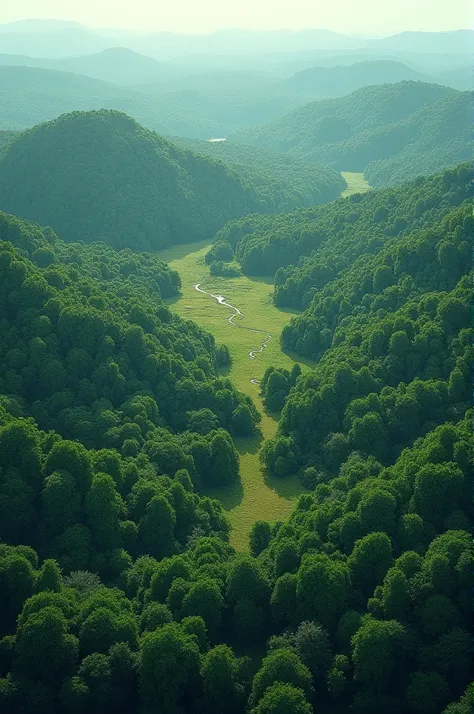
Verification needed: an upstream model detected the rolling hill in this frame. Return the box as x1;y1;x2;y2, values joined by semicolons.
0;109;343;250
229;82;471;185
277;60;429;97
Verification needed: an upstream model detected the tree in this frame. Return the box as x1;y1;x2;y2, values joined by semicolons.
139;603;172;633
40;471;81;540
79;607;138;656
293;621;332;682
186;409;219;435
35;559;62;593
138;496;176;560
251;649;313;704
14;606;78;685
86;473;124;551
405;671;450;714
226;555;269;606
250;682;313;714
250;521;271;557
231;597;265;644
181;579;223;638
270;573;298;627
413;463;465;528
139;623;200;714
200;644;245;713
381;568;410;621
348;532;393;597
0;553;35;635
207;431;240;486
296;554;350;628
351;618;409;692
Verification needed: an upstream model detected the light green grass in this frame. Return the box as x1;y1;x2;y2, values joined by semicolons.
156;240;311;550
341;171;371;197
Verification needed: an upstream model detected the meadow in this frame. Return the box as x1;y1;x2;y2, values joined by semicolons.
341;171;371;196
156;239;309;549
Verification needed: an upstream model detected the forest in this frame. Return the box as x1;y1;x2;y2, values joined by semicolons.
0;20;472;714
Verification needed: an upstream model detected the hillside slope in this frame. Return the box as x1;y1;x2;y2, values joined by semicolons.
0;66;219;136
229;82;454;152
229;82;470;185
0;110;265;250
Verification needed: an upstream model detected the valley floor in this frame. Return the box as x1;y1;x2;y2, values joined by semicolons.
156;240;309;550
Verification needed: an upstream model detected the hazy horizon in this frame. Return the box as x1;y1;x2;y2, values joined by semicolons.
0;0;471;35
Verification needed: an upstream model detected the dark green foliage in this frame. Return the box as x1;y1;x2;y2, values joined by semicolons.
216;162;471;289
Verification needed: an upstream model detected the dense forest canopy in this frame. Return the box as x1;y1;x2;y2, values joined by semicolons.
0;109;340;252
229;82;471;186
0;155;472;714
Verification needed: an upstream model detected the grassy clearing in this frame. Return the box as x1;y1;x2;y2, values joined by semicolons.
341;171;371;197
156;240;310;550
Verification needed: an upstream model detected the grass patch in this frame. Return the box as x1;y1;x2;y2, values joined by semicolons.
156;240;308;550
341;171;371;197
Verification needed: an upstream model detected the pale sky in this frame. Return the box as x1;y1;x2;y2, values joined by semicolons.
0;0;471;35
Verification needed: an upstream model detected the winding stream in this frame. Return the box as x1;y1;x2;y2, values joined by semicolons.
194;283;272;382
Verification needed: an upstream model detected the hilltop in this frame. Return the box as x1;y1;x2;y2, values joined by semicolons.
0;110;343;250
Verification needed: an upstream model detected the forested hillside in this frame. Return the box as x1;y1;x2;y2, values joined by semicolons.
0;110;340;251
229;83;470;185
213;163;469;283
258;162;471;466
171;137;345;211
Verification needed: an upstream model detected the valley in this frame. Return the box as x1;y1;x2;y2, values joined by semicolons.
156;239;309;549
156;171;370;548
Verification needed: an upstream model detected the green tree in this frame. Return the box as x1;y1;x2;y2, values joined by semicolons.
348;532;394;597
250;682;313;714
14;606;78;685
252;649;313;703
139;623;200;714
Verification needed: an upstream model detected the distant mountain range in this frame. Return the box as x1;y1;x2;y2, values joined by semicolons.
0;21;472;60
0;50;469;140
